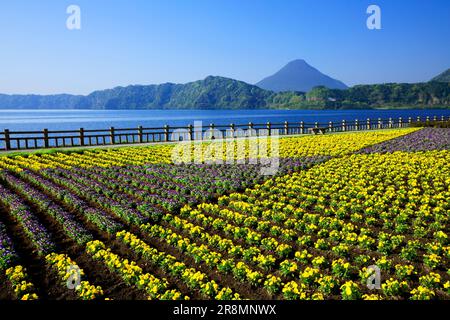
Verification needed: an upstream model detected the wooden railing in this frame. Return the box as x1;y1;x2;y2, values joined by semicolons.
1;115;449;151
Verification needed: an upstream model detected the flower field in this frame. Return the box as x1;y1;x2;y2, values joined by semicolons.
359;128;450;153
0;127;448;300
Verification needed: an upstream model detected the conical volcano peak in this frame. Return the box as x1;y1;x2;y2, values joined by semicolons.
256;59;348;92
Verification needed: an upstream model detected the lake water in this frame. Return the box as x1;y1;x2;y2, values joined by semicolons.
1;109;450;132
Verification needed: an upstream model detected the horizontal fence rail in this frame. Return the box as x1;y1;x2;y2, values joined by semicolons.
0;115;449;151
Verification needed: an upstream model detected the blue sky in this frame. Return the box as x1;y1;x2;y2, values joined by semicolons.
0;0;449;95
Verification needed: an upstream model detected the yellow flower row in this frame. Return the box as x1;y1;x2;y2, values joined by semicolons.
0;128;416;172
116;230;239;300
141;223;273;297
5;265;38;300
45;252;104;300
85;240;187;300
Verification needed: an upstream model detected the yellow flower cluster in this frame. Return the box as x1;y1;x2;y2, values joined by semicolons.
141;223;276;294
279;128;419;157
410;286;435;300
85;240;187;300
282;281;307;300
300;267;320;285
5;265;38;300
180;204;294;271
340;281;361;300
45;253;103;300
381;278;409;297
362;294;383;300
173;128;417;162
116;230;238;300
263;275;283;294
0;144;173;172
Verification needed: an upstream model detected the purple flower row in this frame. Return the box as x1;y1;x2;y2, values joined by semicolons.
51;168;153;223
92;156;327;204
36;169;147;226
37;157;328;225
0;221;18;270
1;172;92;246
359;128;450;153
19;170;123;235
0;181;55;256
61;166;198;211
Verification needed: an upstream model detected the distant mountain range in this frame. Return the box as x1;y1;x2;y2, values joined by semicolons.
431;68;450;82
256;59;348;92
0;60;449;110
0;76;280;110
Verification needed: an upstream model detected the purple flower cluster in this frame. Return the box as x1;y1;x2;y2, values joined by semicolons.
0;221;18;270
0;182;55;256
1;172;92;246
359;128;450;153
37;169;147;226
36;156;328;224
20;170;123;235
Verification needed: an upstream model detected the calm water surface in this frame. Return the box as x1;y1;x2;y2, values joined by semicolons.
1;109;449;131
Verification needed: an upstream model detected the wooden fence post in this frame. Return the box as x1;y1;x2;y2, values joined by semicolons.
4;129;11;151
43;129;49;148
138;126;143;143
229;123;236;138
80;128;85;146
284;121;289;135
110;127;115;144
300;121;304;134
164;125;169;142
248;122;254;136
266;122;271;136
209;123;215;139
188;124;193;141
